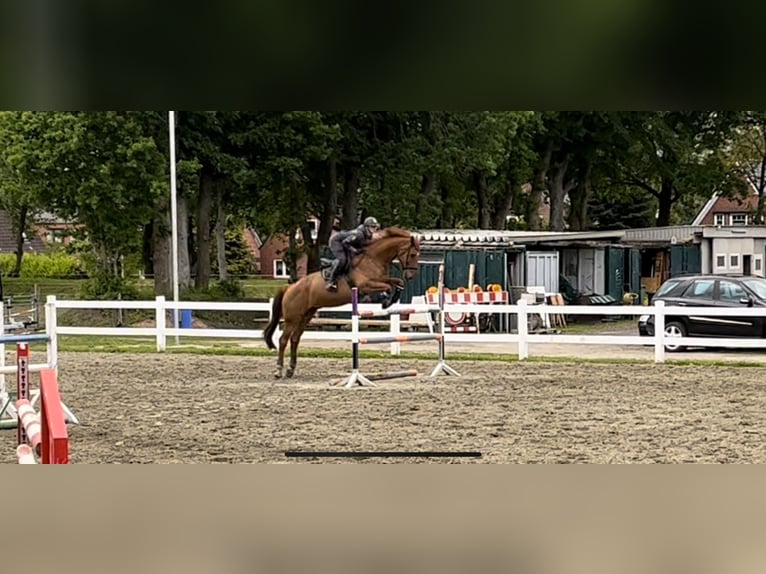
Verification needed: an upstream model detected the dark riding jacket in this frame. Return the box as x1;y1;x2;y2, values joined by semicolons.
332;224;373;252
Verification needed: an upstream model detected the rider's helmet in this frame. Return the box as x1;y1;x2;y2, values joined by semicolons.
363;216;380;236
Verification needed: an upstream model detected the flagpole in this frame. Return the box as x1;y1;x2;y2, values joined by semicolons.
169;111;180;345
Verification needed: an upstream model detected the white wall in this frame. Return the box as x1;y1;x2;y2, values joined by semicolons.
710;237;763;276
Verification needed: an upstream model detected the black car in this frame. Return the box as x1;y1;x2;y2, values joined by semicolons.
637;274;766;351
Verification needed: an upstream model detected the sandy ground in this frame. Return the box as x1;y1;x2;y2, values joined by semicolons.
4;351;766;464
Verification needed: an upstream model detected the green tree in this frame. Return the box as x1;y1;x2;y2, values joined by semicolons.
0;111;49;275
3;112;166;292
724;111;766;223
613;112;742;227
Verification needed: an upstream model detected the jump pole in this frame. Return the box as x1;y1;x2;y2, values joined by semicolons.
430;263;460;377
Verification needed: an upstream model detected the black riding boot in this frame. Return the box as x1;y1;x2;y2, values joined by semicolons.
326;260;340;291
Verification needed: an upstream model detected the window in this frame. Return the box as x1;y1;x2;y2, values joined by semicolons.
295;220;318;241
756;258;763;272
273;259;289;278
714;213;726;226
730;254;740;268
718;280;747;302
655;279;683;298
731;213;748;226
684;279;715;299
715;254;726;269
742;277;766;298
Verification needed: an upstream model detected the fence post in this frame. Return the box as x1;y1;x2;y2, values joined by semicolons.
156;296;166;352
517;299;529;360
653;300;665;364
45;295;58;372
390;312;401;356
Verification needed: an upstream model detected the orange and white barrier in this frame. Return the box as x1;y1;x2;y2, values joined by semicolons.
16;444;36;464
426;290;509;332
16;399;41;455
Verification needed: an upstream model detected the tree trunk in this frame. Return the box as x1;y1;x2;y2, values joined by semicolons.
567;161;592;231
141;223;153;278
437;184;454;227
527;141;553;230
152;197;172;298
215;187;228;281
656;176;674;227
195;171;214;289
416;173;437;227
12;204;28;276
177;192;191;289
491;181;519;230
302;160;338;275
548;153;571;231
474;171;491;229
340;164;360;228
758;192;766;225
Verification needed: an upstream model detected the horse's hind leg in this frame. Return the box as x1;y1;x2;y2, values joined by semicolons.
274;324;291;379
286;333;300;378
285;314;312;378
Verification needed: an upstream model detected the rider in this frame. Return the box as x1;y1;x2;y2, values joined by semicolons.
326;216;381;291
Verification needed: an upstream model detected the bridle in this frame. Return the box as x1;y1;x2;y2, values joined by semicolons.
397;239;419;279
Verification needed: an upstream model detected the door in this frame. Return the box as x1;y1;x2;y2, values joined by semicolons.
744;254;752;276
605;247;624;300
715;278;759;337
675;277;717;336
526;252;559;293
630;249;641;296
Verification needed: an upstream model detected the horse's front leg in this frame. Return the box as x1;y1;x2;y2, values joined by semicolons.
358;278;404;309
387;277;405;289
381;276;405;307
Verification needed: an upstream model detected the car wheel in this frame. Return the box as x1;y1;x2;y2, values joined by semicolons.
664;321;686;352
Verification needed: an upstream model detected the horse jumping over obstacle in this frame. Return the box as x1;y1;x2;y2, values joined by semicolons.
263;227;422;379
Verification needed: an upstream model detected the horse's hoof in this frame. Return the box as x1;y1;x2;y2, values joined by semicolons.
286;369;295;379
274;370;283;379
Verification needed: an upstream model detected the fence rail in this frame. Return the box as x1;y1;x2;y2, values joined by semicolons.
39;295;766;363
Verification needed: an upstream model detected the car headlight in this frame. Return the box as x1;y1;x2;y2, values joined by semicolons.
639;315;650;322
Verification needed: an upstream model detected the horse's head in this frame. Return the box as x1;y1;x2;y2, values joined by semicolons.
397;235;421;280
365;227;421;280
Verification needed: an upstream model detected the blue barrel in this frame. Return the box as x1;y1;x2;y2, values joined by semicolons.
180;309;193;328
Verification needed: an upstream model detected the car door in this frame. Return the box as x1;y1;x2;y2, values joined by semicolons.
715;279;758;338
677;278;717;336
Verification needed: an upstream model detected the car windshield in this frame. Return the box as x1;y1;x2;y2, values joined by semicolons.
741;277;766;299
655;279;683;298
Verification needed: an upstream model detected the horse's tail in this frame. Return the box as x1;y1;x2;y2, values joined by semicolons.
263;286;287;350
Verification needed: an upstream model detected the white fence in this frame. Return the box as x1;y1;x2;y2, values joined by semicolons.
42;295;766;363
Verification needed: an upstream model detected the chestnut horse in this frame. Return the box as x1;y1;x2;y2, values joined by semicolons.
263;227;422;378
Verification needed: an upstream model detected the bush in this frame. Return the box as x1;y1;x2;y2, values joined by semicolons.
184;278;246;301
78;273;141;300
0;252;85;278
